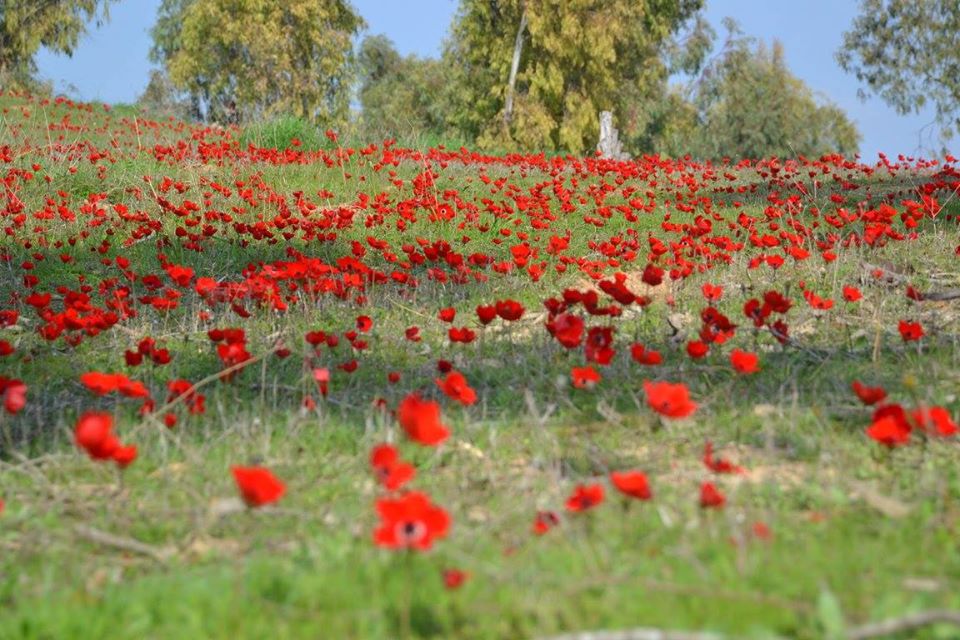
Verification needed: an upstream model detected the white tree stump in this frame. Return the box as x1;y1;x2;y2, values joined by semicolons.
597;110;630;160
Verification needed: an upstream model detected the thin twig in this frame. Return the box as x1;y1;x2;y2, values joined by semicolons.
847;610;960;640
74;524;175;562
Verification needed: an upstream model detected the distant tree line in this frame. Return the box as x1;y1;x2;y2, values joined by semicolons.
3;0;956;158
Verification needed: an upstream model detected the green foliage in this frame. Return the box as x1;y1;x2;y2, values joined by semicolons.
156;0;364;125
356;35;451;140
663;20;861;159
443;0;705;154
239;115;325;150
136;69;194;121
0;0;114;85
838;0;960;141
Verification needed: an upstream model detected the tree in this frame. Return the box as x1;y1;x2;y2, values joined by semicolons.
0;0;114;85
357;35;450;140
837;0;960;140
157;0;364;125
136;70;193;121
443;0;706;154
668;20;860;159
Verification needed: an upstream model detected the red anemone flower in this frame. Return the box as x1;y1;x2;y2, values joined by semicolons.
699;482;726;508
436;371;477;405
643;380;697;419
373;491;450;551
570;366;601;389
232;466;286;507
610;471;652;500
369;443;416;491
565;483;604;512
397;393;450;446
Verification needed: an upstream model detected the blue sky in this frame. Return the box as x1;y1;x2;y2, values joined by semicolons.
35;0;954;160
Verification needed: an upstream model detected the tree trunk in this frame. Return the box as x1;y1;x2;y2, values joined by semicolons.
503;8;528;129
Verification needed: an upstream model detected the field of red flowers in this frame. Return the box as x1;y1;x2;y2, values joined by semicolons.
2;92;960;639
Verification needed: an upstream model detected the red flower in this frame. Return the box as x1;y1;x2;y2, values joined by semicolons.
641;263;664;286
533;510;560;535
730;349;759;374
75;412;117;458
570;365;601;389
397;393;450;446
643;380;697;419
356;315;373;332
701;283;723;301
232;466;286;507
438;307;456;323
373;491;450;551
495;299;524;321
910;406;958;437
475;304;497;325
898;320;924;341
112;444;138;469
866;415;911;447
584;326;615;365
851;380;887;405
630;343;662;365
565;483;604;512
436;370;477;405
0;378;26;414
702;441;745;474
699;482;726;508
842;285;862;302
547;313;584;349
442;568;469;590
686;340;709;359
610;471;652;500
405;326;422;342
448;326;476;343
369;443;415;491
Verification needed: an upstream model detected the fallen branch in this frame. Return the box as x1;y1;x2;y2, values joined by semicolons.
847;610;960;639
74;524;175;562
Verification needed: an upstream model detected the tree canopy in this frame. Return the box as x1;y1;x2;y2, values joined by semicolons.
837;0;960;141
0;0;114;85
673;20;860;159
442;0;707;154
155;0;364;125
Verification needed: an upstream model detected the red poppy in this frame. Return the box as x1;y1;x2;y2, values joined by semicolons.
851;380;887;405
701;283;723;301
373;491;450;551
547;313;584;349
495;299;524;321
703;441;745;474
570;366;601;389
438;307;456;323
643;380;697;419
699;482;726;508
356;315;373;332
405;326;422;342
436;371;477;405
448;326;477;343
630;343;662;366
686;340;709;359
397;393;450;446
910;406;958;437
442;568;469;590
898;320;924;341
866;415;911;447
533;510;560;535
232;466;286;507
842;286;862;302
610;471;652;500
369;443;415;491
565;483;604;512
730;349;759;374
475;304;497;325
1;378;26;414
584;326;615;365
